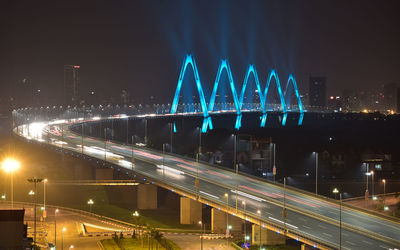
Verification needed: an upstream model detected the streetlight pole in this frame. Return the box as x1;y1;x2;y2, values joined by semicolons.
257;210;261;249
315;152;318;195
54;209;59;248
382;179;386;207
198;127;202;154
81;122;84;154
126;117;129;145
144;119;148;145
198;221;203;250
339;193;342;250
283;177;287;233
242;201;246;244
104;128;107;162
28;177;43;246
224;193;229;246
162;143;166;179
273;143;276;183
170;122;173;153
131;135;135;171
43;179;47;210
61;227;66;250
365;163;369;200
371;171;374;199
88;199;94;213
233;134;238;213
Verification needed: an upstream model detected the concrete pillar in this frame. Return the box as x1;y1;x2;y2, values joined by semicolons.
211;208;243;234
251;224;286;246
96;168;114;180
137;184;158;209
180;197;202;225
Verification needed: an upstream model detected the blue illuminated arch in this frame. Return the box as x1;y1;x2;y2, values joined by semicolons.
208;60;241;129
170;54;211;132
263;69;287;126
239;65;267;127
284;74;304;125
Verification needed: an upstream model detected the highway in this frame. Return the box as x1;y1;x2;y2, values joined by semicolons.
16;120;400;249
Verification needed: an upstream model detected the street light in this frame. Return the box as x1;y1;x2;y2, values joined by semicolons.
257;209;262;249
198;127;202;154
2;158;20;208
313;152;318;195
224;193;229;246
371;171;375;199
61;227;66;250
55;209;59;248
333;187;339;200
162;143;166;179
198;221;203;250
28;177;43;246
87;199;94;213
242;201;246;243
272;143;276;183
43;179;48;211
382;179;386;208
1;194;5;200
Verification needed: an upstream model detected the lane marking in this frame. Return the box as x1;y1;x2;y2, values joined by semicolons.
303;225;312;229
345;241;356;246
318;225;327;229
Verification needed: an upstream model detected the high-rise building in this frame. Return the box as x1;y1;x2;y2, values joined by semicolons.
342;89;361;112
120;89;130;105
64;65;80;106
309;76;326;107
383;83;397;111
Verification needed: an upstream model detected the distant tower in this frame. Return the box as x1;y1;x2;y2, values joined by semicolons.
64;65;80;106
309;76;327;108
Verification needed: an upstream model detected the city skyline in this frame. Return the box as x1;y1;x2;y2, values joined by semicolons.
1;0;400;106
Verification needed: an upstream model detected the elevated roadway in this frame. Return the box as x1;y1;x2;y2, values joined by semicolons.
15;119;400;250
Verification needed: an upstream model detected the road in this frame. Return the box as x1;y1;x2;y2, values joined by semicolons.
16;120;400;249
1;203;231;250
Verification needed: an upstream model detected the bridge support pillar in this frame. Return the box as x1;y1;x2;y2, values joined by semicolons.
251;225;286;246
180;197;202;225
211;208;243;234
137;184;158;210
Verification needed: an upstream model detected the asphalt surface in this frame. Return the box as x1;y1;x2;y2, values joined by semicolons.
16;121;400;249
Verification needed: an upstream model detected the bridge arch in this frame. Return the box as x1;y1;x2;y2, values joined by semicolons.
284;74;304;125
239;65;267;127
170;54;211;132
208;60;241;129
263;69;287;126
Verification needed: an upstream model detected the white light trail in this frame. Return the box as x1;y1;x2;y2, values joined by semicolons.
268;216;298;229
157;165;184;175
118;160;133;168
230;190;266;202
199;191;220;199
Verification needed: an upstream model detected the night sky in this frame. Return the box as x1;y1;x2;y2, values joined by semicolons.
1;0;400;104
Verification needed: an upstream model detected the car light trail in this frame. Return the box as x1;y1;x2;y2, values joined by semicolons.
118;160;133;168
157;165;184;175
268;217;298;229
230;190;266;202
199;191;219;199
